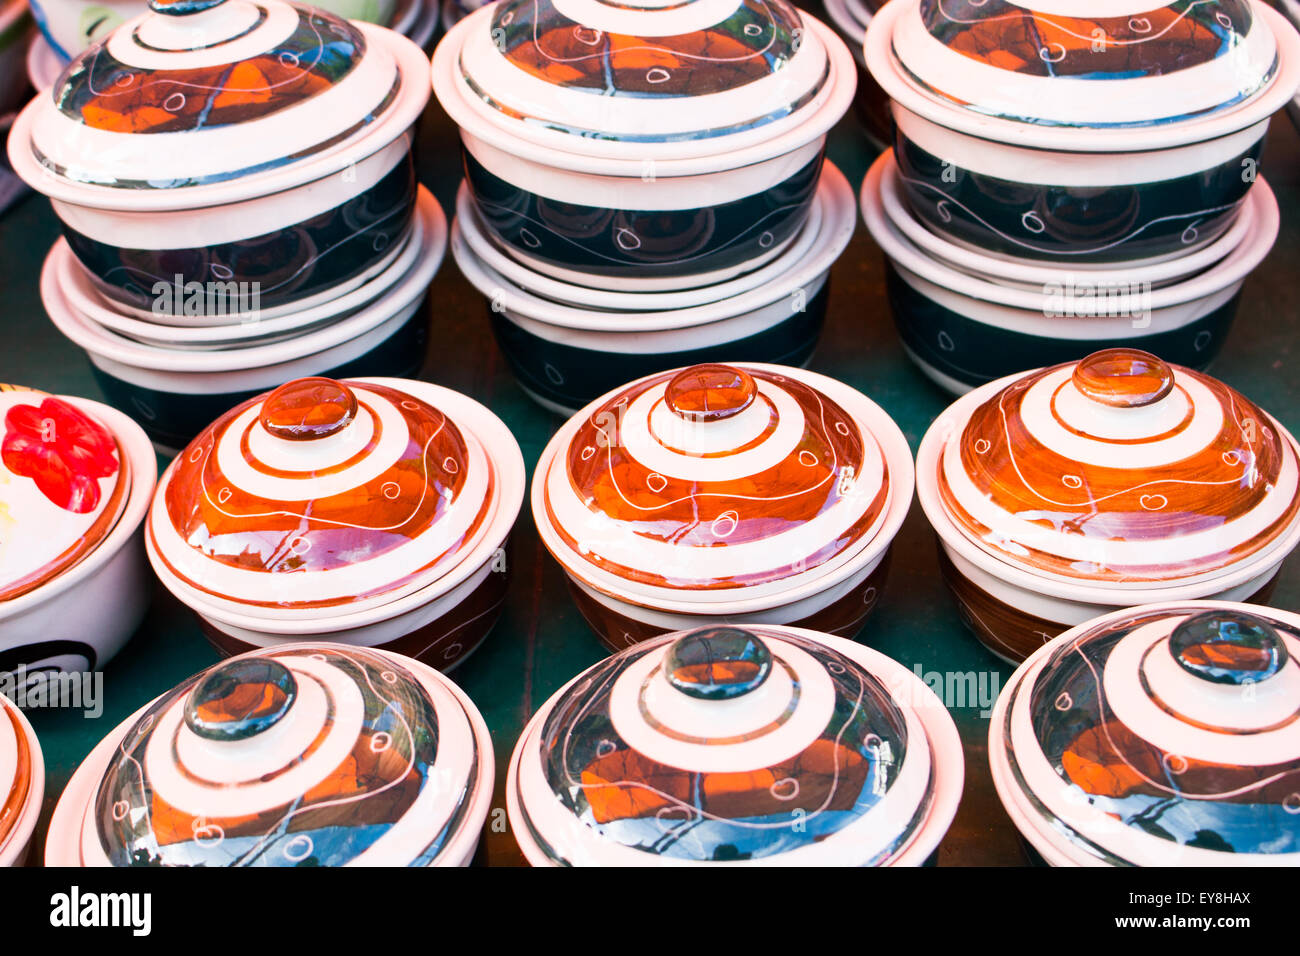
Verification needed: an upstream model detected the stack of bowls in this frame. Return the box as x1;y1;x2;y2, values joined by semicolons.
862;0;1300;394
820;0;890;146
432;0;858;414
9;0;442;451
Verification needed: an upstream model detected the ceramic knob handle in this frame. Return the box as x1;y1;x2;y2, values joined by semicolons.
665;627;773;700
1072;349;1175;408
260;377;358;442
149;0;227;14
665;364;757;423
1169;610;1289;685
184;658;298;741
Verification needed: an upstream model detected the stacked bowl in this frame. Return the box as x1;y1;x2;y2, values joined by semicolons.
432;0;859;414
9;0;444;451
862;0;1300;394
820;0;890;146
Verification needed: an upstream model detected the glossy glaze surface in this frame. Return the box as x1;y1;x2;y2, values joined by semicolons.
0;702;33;854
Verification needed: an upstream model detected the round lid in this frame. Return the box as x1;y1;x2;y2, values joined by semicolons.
437;0;849;163
0;385;130;602
510;624;961;865
14;0;425;204
887;0;1279;129
931;349;1300;588
995;603;1300;865
535;363;912;607
148;377;504;619
82;644;489;866
0;696;39;860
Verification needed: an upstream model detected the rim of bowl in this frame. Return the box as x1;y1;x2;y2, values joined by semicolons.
41;186;446;372
24;32;60;91
529;362;915;616
915;373;1300;602
864;1;1300;154
431;11;857;177
0;696;44;868
454;180;828;312
860;151;1280;314
453;159;856;333
8;24;431;212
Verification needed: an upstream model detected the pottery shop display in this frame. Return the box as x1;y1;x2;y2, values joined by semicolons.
8;0;431;317
917;348;1300;664
532;361;913;652
860;151;1280;394
432;0;856;289
865;0;1300;264
990;601;1300;865
508;623;964;865
46;643;493;865
0;384;156;674
0;692;43;867
146;375;525;672
453;160;857;415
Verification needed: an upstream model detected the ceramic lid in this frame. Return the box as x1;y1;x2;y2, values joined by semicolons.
148;376;504;620
994;603;1300;865
0;385;130;602
0;696;40;861
14;0;428;203
932;349;1300;588
509;624;962;865
81;644;488;866
535;363;912;607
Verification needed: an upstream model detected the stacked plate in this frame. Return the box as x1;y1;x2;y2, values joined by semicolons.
863;0;1300;394
432;0;858;414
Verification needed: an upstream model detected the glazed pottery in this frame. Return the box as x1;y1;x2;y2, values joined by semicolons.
990;601;1300;865
0;693;44;867
455;160;857;415
8;0;431;317
822;0;890;146
865;0;1300;263
860;152;1280;394
916;349;1300;663
146;374;525;671
532;361;914;652
40;186;446;452
0;385;156;673
432;0;856;288
46;643;493;865
508;623;963;865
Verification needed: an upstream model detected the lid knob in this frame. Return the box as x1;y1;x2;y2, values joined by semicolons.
665;364;757;423
148;0;227;13
184;658;298;741
665;627;773;701
1072;349;1175;409
259;378;358;442
1169;611;1289;686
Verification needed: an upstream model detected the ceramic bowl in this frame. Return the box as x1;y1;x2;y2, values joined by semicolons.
46;643;493;866
532;361;914;653
145;374;525;672
916;348;1300;664
865;0;1300;264
40;186;446;452
990;602;1300;865
822;0;890;147
8;0;431;318
860;151;1280;395
0;694;43;867
455;160;856;416
508;623;963;865
432;0;856;290
0;385;156;674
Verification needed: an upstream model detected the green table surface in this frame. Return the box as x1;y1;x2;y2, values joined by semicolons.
3;91;1299;868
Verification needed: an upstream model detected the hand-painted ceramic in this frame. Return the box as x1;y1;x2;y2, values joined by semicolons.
40;186;446;452
860;151;1279;395
532;361;914;652
508;623;963;865
916;350;1300;662
990;601;1300;865
0;386;156;675
45;643;493;866
455;159;857;416
8;0;431;316
145;373;524;671
0;694;44;867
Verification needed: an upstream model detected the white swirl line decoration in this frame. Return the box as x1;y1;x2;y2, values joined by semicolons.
934;0;1232;50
